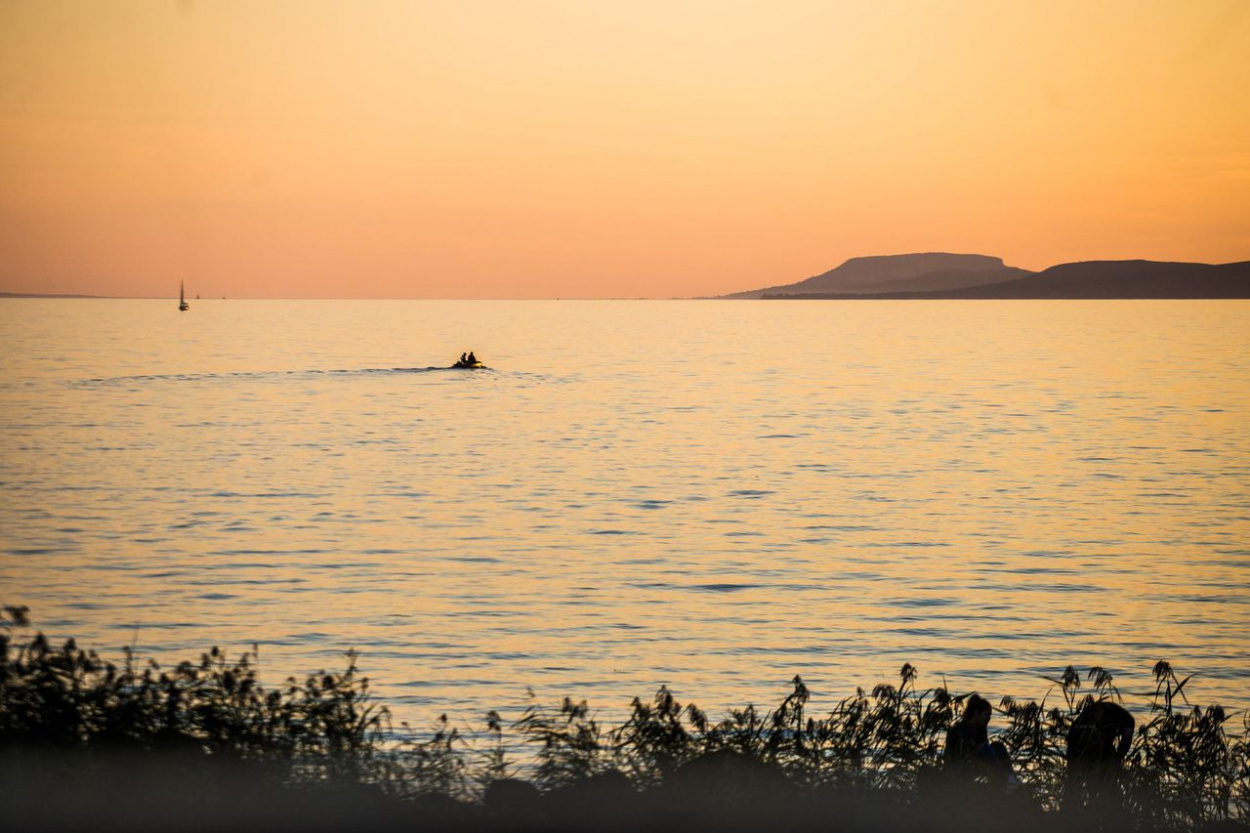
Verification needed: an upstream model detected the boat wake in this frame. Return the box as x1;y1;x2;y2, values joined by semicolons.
77;366;490;386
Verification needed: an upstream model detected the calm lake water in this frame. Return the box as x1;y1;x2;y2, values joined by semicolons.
2;299;1248;726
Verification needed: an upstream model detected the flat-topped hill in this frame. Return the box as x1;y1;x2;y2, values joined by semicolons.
725;253;1033;298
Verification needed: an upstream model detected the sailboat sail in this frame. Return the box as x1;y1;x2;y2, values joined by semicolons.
179;281;189;311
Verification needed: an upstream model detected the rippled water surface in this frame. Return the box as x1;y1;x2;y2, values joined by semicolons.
2;299;1247;721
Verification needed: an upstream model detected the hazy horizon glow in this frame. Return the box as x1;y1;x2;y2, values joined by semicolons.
2;0;1248;299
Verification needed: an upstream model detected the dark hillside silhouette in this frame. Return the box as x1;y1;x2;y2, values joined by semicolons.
987;259;1250;298
724;253;1032;298
757;260;1250;299
859;265;1035;294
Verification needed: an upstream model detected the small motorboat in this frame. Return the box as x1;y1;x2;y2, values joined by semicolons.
451;355;487;369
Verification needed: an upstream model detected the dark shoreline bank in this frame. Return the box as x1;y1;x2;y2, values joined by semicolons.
2;609;1247;831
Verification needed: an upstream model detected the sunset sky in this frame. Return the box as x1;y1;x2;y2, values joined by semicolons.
1;0;1248;299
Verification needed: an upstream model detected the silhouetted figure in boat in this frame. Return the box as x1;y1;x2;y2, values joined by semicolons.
1064;700;1134;824
467;351;477;364
945;694;1015;785
460;352;468;364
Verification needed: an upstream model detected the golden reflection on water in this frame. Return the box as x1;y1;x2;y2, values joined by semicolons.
1;299;1247;723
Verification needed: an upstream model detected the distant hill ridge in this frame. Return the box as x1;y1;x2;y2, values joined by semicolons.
0;291;103;299
724;252;1034;298
725;254;1250;299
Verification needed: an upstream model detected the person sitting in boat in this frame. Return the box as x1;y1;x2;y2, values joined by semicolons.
467;351;478;364
460;353;468;364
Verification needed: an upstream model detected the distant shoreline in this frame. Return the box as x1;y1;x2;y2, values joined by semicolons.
5;294;1250;302
757;291;1250;300
0;291;109;299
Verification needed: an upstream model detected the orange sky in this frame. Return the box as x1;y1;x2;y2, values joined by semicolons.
1;0;1248;299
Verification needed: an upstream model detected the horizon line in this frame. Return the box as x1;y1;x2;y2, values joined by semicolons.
4;254;1248;302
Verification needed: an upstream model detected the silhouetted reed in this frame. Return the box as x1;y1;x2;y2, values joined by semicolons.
0;602;386;815
3;606;1246;831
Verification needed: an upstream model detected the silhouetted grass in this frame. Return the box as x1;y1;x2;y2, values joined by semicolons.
3;605;1246;832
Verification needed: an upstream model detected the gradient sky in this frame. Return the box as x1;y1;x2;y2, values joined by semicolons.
1;0;1248;299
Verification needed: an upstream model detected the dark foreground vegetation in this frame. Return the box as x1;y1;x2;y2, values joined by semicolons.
3;606;1247;833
